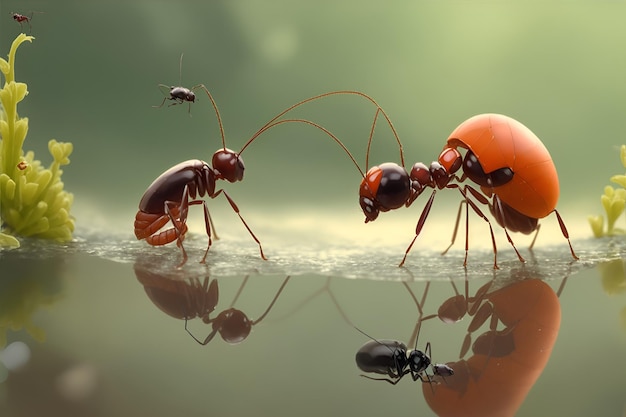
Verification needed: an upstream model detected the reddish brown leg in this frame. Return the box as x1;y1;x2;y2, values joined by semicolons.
551;209;579;260
490;195;525;263
399;189;438;267
213;189;267;260
455;185;500;269
164;185;191;267
187;200;215;264
441;199;466;256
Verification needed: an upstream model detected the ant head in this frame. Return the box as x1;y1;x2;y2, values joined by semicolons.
212;148;245;183
212;308;252;344
359;163;411;223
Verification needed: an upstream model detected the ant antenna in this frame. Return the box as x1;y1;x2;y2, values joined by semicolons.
197;85;227;150
237;91;405;173
252;275;291;324
250;118;365;178
178;53;185;86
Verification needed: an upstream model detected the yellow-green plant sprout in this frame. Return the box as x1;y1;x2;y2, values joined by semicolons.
0;34;74;248
588;145;626;237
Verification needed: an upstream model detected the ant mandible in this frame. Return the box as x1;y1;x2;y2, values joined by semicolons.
153;54;201;114
185;275;290;345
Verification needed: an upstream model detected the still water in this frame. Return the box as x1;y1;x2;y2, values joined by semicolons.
1;229;625;417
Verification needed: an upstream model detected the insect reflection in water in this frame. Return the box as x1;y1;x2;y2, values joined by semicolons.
424;276;563;417
355;281;453;387
134;265;290;345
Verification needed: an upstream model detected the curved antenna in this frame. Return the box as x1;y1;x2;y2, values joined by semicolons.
178;53;184;86
238;90;404;168
248;118;366;178
198;85;227;150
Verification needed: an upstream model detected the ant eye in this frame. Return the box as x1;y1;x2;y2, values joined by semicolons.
359;196;379;222
212;149;245;182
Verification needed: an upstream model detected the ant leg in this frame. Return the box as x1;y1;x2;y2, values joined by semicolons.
454;185;501;269
399;189;438;267
441;199;466;256
489;195;526;263
214;189;267;260
164;187;191;266
187;200;213;264
360;370;409;385
152;96;167;109
551;209;579;260
185;317;219;346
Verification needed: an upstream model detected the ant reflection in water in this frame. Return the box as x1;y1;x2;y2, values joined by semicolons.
185;275;290;345
134;263;290;345
355;281;453;386
423;268;567;417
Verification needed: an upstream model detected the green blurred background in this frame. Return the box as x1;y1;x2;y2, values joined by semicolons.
1;0;625;239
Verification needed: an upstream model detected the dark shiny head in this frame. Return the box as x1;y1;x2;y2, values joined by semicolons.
212;148;245;182
212;308;252;344
359;163;411;223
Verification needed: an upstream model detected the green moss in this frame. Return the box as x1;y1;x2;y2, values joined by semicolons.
0;34;74;248
589;145;626;237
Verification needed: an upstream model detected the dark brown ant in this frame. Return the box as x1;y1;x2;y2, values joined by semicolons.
135;82;265;267
185;275;290;345
153;54;201;114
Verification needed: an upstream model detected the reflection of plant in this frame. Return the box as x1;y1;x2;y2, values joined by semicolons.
0;34;74;248
589;145;626;237
596;259;626;333
0;274;61;348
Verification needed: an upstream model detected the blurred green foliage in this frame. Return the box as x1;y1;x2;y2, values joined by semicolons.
589;145;626;237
